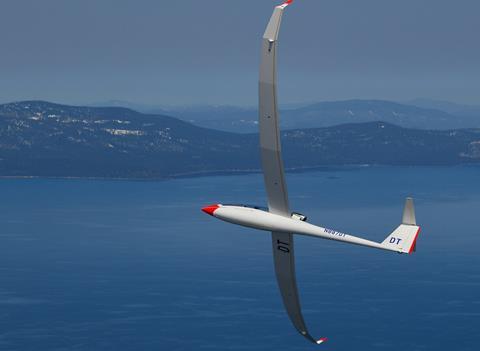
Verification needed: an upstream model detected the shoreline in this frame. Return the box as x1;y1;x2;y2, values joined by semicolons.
0;164;479;182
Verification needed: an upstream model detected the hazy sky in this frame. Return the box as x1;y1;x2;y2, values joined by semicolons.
1;0;479;106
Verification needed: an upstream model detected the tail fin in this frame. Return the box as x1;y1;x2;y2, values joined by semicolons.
382;198;421;254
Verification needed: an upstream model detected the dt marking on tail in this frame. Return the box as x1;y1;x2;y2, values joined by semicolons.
390;237;402;245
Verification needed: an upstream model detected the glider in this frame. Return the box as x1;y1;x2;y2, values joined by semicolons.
202;0;420;345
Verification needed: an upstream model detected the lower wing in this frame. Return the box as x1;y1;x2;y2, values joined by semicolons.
272;231;327;345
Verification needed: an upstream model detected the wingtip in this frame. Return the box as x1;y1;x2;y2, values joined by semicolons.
316;337;328;345
278;0;294;8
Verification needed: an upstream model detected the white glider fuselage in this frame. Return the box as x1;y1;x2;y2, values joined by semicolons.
203;204;418;254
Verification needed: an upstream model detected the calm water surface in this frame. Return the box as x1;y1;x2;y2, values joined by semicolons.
0;166;479;351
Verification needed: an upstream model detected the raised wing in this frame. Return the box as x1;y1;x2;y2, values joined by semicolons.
259;1;290;216
259;1;326;345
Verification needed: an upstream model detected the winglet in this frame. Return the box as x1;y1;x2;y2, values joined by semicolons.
316;337;328;345
278;0;294;8
264;0;293;41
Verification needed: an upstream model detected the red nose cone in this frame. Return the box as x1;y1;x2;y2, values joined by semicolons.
202;204;219;216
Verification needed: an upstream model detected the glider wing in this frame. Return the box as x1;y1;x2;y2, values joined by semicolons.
260;2;326;345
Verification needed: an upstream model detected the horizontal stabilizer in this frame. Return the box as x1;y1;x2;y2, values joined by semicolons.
402;197;416;225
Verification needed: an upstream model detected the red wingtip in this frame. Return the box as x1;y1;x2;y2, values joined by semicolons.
202;204;220;216
283;0;294;5
317;337;328;344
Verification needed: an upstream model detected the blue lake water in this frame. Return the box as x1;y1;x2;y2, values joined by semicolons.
1;166;479;351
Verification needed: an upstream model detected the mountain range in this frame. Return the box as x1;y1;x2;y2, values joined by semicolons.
1;100;480;179
141;100;480;133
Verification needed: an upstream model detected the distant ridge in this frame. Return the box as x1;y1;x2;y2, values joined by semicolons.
1;101;480;179
408;98;480;120
143;99;480;133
